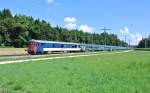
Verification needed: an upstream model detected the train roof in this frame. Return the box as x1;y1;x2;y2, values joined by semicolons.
30;39;80;45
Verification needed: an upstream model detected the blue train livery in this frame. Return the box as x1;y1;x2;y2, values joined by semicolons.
27;39;128;55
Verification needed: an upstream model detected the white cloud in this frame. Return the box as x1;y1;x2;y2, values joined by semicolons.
64;17;94;33
46;0;54;3
46;0;60;8
120;26;143;45
66;23;77;29
64;17;76;24
79;25;93;33
129;33;142;45
120;26;129;34
64;17;77;29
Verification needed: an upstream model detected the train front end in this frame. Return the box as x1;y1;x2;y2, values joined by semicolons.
27;41;37;55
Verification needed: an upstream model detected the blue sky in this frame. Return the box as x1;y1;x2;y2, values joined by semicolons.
0;0;150;45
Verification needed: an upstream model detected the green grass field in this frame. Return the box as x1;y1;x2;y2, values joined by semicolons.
0;51;150;93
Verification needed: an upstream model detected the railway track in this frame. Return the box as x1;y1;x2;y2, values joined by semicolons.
0;51;108;62
0;50;132;64
0;50;133;65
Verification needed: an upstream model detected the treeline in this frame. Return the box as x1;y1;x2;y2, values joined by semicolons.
138;36;150;48
0;9;127;48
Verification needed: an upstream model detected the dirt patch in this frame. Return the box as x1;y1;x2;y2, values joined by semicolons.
0;48;28;56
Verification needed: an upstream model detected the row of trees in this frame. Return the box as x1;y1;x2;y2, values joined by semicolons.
0;9;127;48
138;36;150;48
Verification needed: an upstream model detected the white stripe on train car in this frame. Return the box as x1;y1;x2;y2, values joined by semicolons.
43;48;81;51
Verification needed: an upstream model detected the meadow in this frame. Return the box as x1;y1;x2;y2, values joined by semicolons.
0;51;150;93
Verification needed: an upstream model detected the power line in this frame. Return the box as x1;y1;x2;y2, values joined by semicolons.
100;27;112;45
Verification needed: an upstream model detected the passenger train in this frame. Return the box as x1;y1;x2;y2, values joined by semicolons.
27;39;128;55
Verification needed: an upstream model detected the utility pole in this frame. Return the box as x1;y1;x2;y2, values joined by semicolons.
74;29;77;43
125;35;127;43
75;30;77;42
100;27;112;45
128;39;131;47
145;39;147;48
91;32;94;44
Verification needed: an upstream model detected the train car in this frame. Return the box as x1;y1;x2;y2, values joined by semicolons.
80;44;104;51
79;44;94;52
27;39;129;55
27;40;80;55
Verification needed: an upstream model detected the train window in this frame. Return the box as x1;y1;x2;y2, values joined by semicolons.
73;45;77;48
70;44;74;48
53;43;56;48
61;44;64;48
75;45;77;48
41;43;44;45
57;44;61;48
70;45;72;48
63;44;67;48
67;44;71;48
48;43;53;48
58;44;61;48
52;43;61;48
71;44;74;48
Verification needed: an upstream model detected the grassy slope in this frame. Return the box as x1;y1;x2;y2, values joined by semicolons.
0;51;150;93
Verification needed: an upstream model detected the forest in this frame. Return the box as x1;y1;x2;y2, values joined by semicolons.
138;36;150;48
0;9;128;48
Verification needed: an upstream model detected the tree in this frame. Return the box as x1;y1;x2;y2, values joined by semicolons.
0;8;128;48
1;8;13;19
0;24;11;46
138;38;150;48
10;23;27;47
0;34;3;46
